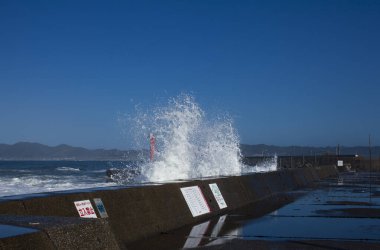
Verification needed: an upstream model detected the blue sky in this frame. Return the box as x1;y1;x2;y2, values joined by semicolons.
1;0;379;149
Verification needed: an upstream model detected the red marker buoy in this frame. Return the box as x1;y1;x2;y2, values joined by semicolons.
149;133;155;161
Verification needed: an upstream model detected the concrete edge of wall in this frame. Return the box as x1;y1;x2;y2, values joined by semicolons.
0;165;338;249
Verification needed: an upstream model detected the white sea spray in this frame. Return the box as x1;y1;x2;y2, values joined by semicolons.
126;94;243;182
242;155;278;173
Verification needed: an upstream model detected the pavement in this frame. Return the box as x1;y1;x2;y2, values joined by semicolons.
127;172;380;250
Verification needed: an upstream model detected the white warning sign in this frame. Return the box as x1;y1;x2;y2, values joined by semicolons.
209;183;227;209
74;200;97;218
180;186;210;217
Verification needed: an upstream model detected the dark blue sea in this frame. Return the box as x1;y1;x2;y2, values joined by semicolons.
0;161;133;197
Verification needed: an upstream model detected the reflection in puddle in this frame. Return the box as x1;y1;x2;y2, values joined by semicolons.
183;215;227;249
210;215;227;239
0;224;38;238
338;177;344;185
183;215;238;249
183;221;210;248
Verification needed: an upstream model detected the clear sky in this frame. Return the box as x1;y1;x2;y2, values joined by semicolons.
1;0;379;149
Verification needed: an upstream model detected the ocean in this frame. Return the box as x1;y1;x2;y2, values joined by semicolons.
0;95;278;198
0;158;277;198
0;161;130;198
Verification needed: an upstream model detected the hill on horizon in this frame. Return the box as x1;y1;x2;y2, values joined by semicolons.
0;142;378;160
0;142;145;161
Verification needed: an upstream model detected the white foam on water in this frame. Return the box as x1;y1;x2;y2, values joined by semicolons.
126;94;243;182
90;169;108;173
0;175;115;197
56;167;80;172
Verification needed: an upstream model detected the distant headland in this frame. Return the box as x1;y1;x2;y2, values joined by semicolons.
0;142;145;161
0;142;378;161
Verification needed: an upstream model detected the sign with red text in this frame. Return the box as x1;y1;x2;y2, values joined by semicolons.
74;200;97;218
180;186;210;217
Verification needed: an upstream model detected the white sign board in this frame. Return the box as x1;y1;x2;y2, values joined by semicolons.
74;200;97;218
180;186;210;217
209;183;227;209
337;160;344;167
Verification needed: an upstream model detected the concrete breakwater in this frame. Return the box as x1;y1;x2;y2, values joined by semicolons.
244;155;380;171
0;166;338;249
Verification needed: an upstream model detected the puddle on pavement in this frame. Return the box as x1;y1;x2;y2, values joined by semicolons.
0;224;39;238
127;172;380;249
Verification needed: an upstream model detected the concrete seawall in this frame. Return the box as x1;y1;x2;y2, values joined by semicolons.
0;165;338;249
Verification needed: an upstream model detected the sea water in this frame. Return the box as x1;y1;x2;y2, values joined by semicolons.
1;94;277;197
0;161;123;197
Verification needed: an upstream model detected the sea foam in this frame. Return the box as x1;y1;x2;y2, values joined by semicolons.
122;94;243;183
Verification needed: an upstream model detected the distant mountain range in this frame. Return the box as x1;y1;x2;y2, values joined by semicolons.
0;142;146;161
0;142;378;160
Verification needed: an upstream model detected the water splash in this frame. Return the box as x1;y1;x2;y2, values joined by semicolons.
242;155;278;173
122;94;242;182
117;94;277;184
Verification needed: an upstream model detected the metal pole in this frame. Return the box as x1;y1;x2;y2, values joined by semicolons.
302;153;305;166
291;147;294;168
336;144;340;167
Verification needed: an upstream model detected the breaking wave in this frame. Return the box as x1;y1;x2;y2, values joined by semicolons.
117;94;247;183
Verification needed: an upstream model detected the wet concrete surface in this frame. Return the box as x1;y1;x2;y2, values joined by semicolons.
127;172;380;249
0;224;38;238
0;215;120;249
